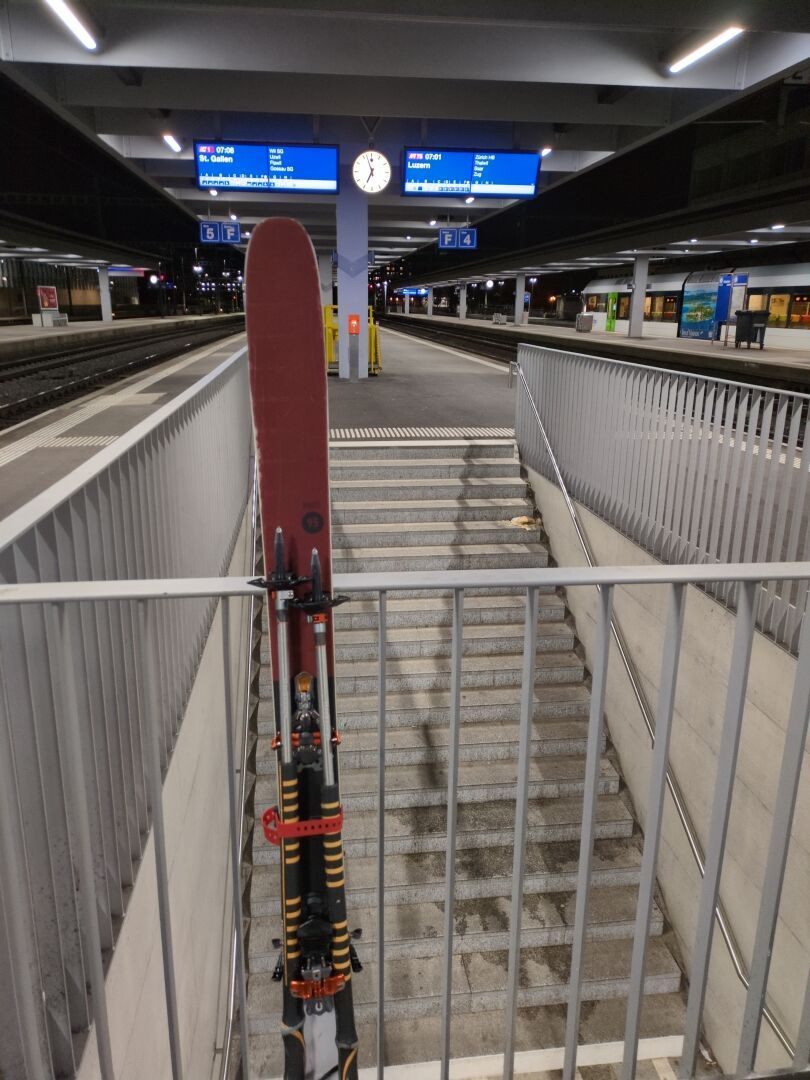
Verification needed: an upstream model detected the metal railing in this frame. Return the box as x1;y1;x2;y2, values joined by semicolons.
509;355;799;1065
514;343;810;653
1;562;809;1080
0;347;253;1079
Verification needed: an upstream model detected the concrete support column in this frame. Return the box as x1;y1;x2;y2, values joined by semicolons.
336;171;368;380
513;273;526;326
627;255;649;339
404;294;410;315
317;253;333;309
459;283;467;320
427;287;434;316
98;267;113;323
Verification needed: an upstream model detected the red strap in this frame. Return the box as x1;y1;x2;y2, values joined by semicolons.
262;805;344;846
290;974;346;999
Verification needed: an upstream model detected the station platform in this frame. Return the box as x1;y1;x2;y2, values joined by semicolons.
329;326;514;431
386;312;810;387
0;332;245;522
0;312;244;363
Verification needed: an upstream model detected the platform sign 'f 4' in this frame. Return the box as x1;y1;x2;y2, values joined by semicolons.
459;228;477;249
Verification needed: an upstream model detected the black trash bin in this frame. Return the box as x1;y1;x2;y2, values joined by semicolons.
735;309;768;349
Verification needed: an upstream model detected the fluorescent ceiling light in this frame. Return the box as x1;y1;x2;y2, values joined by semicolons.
162;134;182;153
465;196;475;205
771;223;786;230
42;0;98;50
209;189;218;197
668;26;744;74
540;147;553;158
230;213;238;221
750;238;759;244
429;219;437;226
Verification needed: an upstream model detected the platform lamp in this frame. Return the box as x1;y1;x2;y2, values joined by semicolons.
41;0;102;51
661;25;744;74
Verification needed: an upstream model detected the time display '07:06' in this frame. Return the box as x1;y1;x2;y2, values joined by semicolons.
402;148;540;198
194;142;339;193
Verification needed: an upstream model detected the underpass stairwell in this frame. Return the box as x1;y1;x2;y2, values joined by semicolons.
247;436;686;1075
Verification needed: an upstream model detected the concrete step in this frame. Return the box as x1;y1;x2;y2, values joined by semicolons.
332;592;567;630
256;717;602;774
254;754;619;813
330;457;523;481
333;542;548;573
331;477;528;502
332;519;541;549
251;833;642;909
329;439;518;461
247;936;682;1031
261;619;573;665
332;497;533;524
257;684;592;738
248;885;663;972
248;991;688;1075
332;621;574;663
329;651;585;695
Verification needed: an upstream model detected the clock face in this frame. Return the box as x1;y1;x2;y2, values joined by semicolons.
352;150;391;194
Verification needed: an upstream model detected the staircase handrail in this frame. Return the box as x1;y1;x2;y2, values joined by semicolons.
508;357;794;1059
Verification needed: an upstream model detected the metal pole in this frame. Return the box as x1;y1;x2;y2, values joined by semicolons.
139;599;184;1080
220;598;251;1079
562;585;613;1080
377;590;387;1080
0;652;53;1079
503;587;539;1080
680;580;758;1078
736;594;810;1073
52;602;116;1079
440;588;464;1080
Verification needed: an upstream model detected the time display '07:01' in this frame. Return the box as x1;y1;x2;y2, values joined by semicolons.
402;148;540;198
194;142;339;193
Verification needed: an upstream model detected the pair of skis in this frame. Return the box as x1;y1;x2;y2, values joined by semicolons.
246;219;360;1080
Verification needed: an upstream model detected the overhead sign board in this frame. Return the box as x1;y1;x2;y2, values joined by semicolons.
459;228;477;249
403;148;540;198
221;222;241;243
438;228;458;249
199;221;221;243
195;142;339;194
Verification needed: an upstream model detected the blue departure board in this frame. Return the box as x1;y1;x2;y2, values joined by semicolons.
402;148;540;197
195;142;339;193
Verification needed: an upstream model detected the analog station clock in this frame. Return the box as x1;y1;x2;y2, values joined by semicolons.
352;150;391;194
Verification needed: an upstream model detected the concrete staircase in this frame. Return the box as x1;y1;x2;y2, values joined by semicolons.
247;438;685;1077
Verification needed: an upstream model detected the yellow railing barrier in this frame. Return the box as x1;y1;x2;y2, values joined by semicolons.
323;305;382;375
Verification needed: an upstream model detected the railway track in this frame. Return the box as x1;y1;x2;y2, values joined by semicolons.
0;318;245;429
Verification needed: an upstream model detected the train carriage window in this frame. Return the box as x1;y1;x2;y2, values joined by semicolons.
768;293;789;327
617;295;630;319
747;291;767;311
790;295;810;328
662;295;678;321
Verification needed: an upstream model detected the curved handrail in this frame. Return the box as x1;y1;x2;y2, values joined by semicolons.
509;358;794;1059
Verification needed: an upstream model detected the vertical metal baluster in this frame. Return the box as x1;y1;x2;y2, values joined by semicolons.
679;580;758;1079
685;382;714;562
51;601;115;1080
503;587;539;1080
220;599;251;1080
138;599;184;1080
670;381;696;562
0;648;53;1079
622;584;686;1078
736;593;810;1073
562;585;612;1080
440;588;464;1080
715;389;751;604
794;968;810;1070
377;590;387;1080
777;411;810;645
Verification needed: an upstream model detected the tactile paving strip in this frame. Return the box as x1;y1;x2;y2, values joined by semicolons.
329;426;514;440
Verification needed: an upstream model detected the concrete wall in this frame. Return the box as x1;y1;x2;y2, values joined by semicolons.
78;507;253;1080
528;467;809;1074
